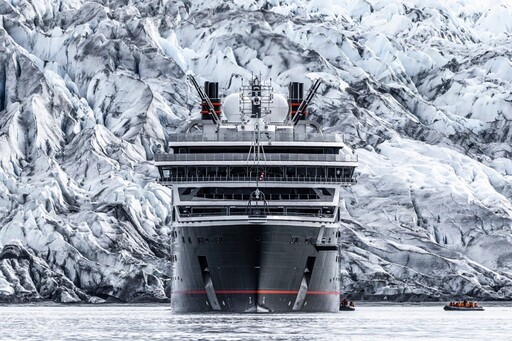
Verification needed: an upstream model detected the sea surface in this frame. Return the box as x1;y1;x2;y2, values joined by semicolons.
1;302;511;340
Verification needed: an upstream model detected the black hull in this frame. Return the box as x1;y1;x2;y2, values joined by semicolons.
170;223;340;312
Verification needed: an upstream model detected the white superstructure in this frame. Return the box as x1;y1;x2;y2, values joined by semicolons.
155;77;357;229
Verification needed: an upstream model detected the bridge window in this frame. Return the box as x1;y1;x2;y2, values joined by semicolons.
327;167;336;178
176;205;336;218
197;166;206;177
187;166;197;177
265;167;283;177
160;165;353;182
297;167;307;177
191;207;227;216
305;167;317;177
218;166;228;177
285;167;295;178
287;207;321;216
192;187;322;201
267;207;285;215
230;166;246;176
206;166;217;177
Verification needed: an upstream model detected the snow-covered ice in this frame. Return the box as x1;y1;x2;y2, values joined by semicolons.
0;0;512;302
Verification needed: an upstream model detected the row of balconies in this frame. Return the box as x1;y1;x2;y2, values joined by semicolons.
155;152;357;163
168;132;342;143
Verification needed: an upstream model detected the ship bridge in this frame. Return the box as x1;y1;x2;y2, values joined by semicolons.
155;77;357;224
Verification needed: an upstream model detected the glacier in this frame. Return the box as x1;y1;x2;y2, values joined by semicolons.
0;0;511;302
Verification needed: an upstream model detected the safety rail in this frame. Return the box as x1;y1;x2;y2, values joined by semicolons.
158;175;356;185
155;153;358;163
190;193;324;201
168;132;342;143
177;209;336;219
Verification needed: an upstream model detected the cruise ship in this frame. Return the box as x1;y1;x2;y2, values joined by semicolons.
155;76;357;312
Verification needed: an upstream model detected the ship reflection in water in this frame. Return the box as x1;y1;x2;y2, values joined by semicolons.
1;304;512;340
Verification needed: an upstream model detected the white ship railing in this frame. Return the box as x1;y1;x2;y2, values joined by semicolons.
168;132;341;143
180;193;326;200
177;206;336;219
176;215;339;225
158;176;356;185
155;153;358;162
178;211;335;219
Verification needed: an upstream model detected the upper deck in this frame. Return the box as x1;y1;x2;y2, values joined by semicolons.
155;77;357;186
167;131;343;144
155;77;358;224
155;152;357;164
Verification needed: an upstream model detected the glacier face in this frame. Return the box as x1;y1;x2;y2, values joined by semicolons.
0;0;511;302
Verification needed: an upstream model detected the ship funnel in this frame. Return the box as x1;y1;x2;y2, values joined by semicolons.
288;82;305;120
201;81;222;120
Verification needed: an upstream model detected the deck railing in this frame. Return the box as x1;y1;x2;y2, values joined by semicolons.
155;153;358;163
158;175;356;185
168;132;342;143
178;208;335;219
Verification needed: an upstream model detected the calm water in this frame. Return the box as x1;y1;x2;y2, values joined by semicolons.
1;302;511;340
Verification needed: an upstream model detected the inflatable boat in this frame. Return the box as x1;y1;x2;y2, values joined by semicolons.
444;305;484;311
339;305;356;311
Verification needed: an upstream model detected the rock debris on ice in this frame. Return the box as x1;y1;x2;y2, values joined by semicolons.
0;0;512;302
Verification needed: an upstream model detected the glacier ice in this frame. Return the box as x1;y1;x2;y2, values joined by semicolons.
0;0;512;302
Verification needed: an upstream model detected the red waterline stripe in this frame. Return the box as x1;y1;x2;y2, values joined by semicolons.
171;290;339;295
